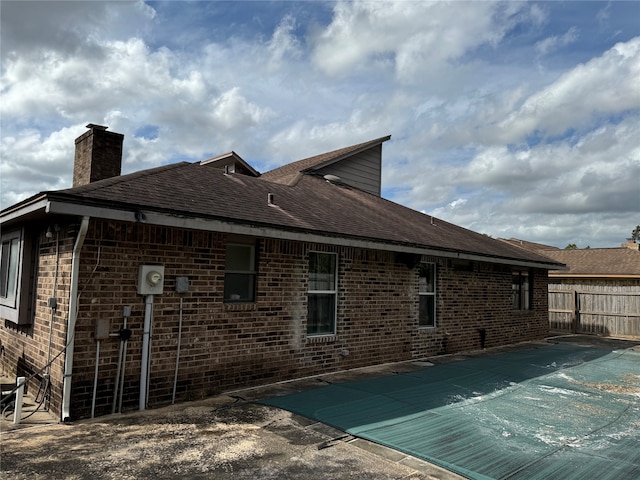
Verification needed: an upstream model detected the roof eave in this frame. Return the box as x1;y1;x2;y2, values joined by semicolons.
0;194;49;224
42;198;560;269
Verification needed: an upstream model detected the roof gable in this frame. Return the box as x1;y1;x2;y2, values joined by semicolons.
261;136;390;195
200;151;260;177
311;143;383;196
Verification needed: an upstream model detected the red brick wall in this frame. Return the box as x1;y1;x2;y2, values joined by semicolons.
432;260;549;355
2;218;549;419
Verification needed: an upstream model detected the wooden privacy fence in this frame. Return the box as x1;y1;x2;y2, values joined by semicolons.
549;289;640;339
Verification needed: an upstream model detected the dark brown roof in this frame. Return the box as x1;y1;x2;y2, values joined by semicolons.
41;156;558;267
2;137;563;267
500;238;560;252
261;136;390;185
540;248;640;277
500;237;640;277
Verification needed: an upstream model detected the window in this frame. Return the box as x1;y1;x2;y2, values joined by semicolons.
419;262;436;327
0;228;35;324
512;270;531;310
307;252;337;335
224;243;256;302
0;231;21;305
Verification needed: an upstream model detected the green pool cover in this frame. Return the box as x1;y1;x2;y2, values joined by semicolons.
259;343;640;480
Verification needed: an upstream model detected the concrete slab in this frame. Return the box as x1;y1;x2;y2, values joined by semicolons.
2;335;637;479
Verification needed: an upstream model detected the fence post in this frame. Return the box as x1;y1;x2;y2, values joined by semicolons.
572;290;580;333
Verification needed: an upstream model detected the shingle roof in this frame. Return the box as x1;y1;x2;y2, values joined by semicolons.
539;248;640;277
2;137;563;267
500;238;560;252
500;237;640;277
42;153;559;267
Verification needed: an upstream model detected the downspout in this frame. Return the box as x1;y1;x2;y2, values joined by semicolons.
61;216;90;421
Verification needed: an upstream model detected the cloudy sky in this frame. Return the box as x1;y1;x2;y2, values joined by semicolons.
1;1;638;248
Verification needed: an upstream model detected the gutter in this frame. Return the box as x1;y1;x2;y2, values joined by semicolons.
61;216;90;421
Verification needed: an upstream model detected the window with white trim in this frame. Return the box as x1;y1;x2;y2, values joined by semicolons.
0;230;21;305
307;252;337;336
512;270;531;310
0;228;35;324
419;262;436;327
224;243;256;302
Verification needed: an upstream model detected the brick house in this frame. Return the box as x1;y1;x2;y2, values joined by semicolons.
1;125;562;420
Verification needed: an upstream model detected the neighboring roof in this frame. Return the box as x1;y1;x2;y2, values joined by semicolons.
261;136;390;186
501;237;640;278
539;248;640;278
1;138;561;269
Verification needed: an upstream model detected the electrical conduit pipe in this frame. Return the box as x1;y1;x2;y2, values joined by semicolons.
139;294;153;410
91;339;100;418
62;216;90;422
172;297;184;404
117;322;129;413
112;314;128;414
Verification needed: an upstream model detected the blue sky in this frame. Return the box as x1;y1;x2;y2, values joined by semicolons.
1;1;638;248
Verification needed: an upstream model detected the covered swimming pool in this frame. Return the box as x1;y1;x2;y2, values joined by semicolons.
259;342;640;479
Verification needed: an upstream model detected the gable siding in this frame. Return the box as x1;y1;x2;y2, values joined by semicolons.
317;145;382;195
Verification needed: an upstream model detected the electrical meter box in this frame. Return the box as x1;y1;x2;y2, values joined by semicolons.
137;265;165;295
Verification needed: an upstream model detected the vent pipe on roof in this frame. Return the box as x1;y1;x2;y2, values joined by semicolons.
323;174;341;184
267;193;275;206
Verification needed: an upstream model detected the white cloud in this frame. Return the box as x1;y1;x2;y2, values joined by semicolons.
209;87;273;131
0;125;85;208
1;1;638;248
496;37;640;143
310;0;535;84
266;14;303;70
535;27;580;57
0;0;154;58
399;114;640;247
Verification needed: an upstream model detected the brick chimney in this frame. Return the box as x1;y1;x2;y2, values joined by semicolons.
73;124;124;187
